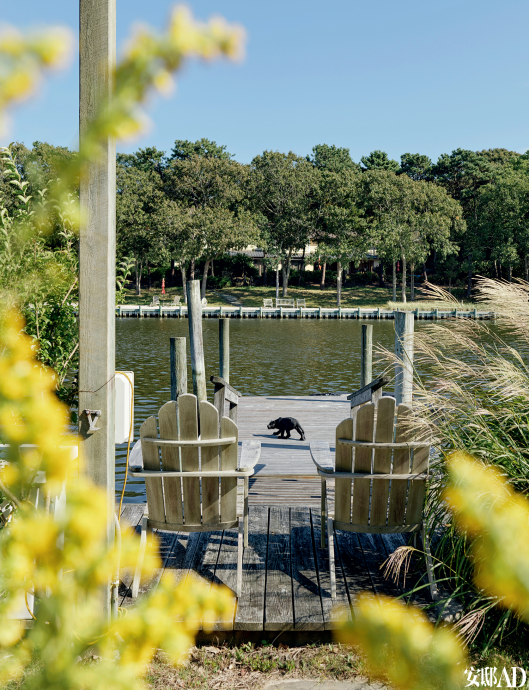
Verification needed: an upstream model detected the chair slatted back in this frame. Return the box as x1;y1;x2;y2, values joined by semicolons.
370;396;395;526
335;396;430;531
334;418;354;523
140;393;239;528
351;403;374;526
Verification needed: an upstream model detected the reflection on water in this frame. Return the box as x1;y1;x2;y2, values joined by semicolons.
115;318;413;501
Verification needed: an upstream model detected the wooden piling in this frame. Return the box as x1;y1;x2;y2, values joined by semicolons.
79;0;116;621
360;324;373;388
394;311;414;406
219;317;230;383
186;280;207;402
170;337;187;400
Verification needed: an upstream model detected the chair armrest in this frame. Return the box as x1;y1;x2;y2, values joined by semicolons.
128;439;143;471
309;441;334;474
238;440;261;472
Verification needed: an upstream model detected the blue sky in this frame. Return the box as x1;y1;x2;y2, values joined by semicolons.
2;0;529;164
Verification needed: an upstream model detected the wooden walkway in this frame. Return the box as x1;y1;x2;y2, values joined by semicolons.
120;394;445;631
119;504;436;631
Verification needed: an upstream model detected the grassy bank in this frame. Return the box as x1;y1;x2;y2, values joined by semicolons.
121;284;473;309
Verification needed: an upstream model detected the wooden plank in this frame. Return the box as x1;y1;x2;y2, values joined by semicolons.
351;403;374;526
120;530;177;606
210;376;241;400
234;505;268;630
334;530;374;610
406;437;430;525
119;502;144;526
370;397;395;527
220;416;238;523
239;440;261;470
334;418;353;524
265;506;294;631
347;376;389;408
290;507;324;630
211;528;238;631
360;324;373;388
309;441;334;473
141;416;165;524
388;404;413;526
158;401;183;525
311;509;350;629
200;401;220;526
357;532;404;599
178;394;201;526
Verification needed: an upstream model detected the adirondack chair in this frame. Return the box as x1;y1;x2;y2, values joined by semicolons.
171;295;181;306
310;396;438;601
263;298;273;308
296;299;306;308
150;295;160;307
129;394;261;598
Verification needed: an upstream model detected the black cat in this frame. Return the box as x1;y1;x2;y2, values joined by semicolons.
267;417;305;440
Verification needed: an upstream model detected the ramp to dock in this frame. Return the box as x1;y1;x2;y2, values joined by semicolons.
237;394;350;507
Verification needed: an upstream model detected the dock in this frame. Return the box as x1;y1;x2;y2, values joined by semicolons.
116;305;494;320
120;394;442;632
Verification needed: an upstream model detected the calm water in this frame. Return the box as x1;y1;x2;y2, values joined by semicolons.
115;318;413;501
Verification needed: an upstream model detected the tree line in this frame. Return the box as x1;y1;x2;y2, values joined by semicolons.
3;139;529;304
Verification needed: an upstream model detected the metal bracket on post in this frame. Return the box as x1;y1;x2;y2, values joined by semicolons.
84;409;102;432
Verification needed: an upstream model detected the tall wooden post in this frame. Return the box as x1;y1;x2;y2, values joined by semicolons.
219;317;229;383
360;324;373;388
170;337;187;400
394;311;414;406
79;0;116;621
186;280;207;402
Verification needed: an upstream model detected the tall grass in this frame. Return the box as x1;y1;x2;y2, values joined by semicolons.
380;279;529;650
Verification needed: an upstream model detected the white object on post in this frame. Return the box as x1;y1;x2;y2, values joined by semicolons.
115;371;134;444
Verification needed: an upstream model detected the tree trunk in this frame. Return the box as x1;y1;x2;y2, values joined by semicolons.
180;265;188;303
170;258;176;286
448;276;452;294
493;260;498;279
147;261;151;291
263;261;268;286
189;258;195;281
299;246;306;287
498;263;502;280
281;252;293;297
392;260;396;302
320;262;326;289
410;263;415;301
525;255;528;282
135;258;143;296
401;255;407;303
275;265;280;301
466;253;473;300
336;261;342;306
211;259;215;277
508;263;512;283
201;259;210;299
422;262;427;282
378;261;385;287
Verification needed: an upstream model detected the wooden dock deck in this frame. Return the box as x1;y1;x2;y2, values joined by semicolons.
120;394;442;632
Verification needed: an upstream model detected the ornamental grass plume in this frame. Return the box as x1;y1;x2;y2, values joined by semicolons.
337;456;529;689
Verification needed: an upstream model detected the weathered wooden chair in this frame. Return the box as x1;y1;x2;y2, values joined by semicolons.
296;299;306;308
263;298;273;308
310;396;438;601
171;295;181;306
129;393;261;598
149;295;160;307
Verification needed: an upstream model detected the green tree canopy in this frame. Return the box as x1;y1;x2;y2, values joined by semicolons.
169;138;233;161
250;150;317;297
308;144;360;173
360;150;400;173
399;153;433;181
